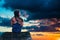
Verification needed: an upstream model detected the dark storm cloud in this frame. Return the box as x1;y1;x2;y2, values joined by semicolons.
3;0;60;20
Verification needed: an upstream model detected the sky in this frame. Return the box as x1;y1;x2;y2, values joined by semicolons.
0;0;13;18
0;0;60;20
0;0;60;32
0;0;29;20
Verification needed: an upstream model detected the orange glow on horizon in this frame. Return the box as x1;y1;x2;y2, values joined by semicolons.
30;32;60;40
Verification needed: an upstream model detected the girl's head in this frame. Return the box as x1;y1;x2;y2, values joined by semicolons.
14;9;20;17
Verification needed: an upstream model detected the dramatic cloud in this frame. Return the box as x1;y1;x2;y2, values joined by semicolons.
1;0;60;19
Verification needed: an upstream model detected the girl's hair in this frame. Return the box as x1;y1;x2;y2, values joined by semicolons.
14;9;20;18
